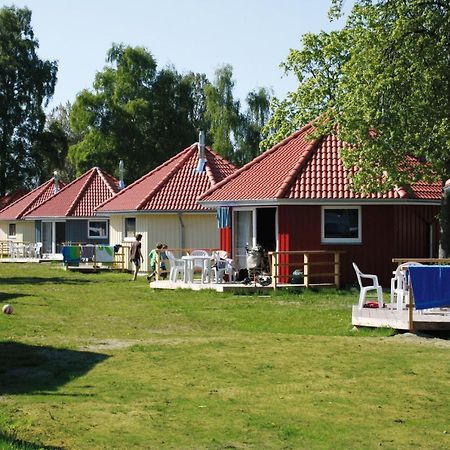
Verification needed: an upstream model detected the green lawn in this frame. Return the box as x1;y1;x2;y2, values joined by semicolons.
0;263;449;450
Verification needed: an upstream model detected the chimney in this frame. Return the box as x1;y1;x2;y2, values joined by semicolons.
195;131;206;173
118;160;125;189
198;130;205;159
53;170;60;194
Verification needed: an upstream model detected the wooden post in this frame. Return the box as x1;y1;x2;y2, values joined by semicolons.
93;245;97;268
155;250;161;281
270;252;277;290
334;252;340;288
303;253;309;288
408;278;414;332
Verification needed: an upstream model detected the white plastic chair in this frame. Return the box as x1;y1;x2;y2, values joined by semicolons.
390;262;423;311
33;242;43;259
211;251;234;283
166;251;185;282
352;262;384;310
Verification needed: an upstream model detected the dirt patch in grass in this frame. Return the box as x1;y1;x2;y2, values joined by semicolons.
80;335;236;351
388;332;450;348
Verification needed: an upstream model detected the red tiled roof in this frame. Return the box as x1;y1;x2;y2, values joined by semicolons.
0;189;29;212
26;168;120;218
97;144;236;212
200;124;442;203
0;178;65;220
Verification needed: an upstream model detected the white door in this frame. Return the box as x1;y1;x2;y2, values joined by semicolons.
233;210;254;270
42;222;53;254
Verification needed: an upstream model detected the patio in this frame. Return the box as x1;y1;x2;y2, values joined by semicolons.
352;258;450;331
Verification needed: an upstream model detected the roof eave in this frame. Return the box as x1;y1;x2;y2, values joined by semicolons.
199;198;442;208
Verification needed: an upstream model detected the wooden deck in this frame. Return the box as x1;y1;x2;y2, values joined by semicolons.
149;279;308;292
352;304;450;331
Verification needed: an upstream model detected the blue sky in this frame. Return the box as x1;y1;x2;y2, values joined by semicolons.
3;0;352;110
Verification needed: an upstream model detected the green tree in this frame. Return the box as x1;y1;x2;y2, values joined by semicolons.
0;6;57;194
205;65;241;163
261;30;349;150
236;87;272;165
69;44;201;182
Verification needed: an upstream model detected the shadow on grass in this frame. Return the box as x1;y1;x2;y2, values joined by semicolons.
0;292;32;302
0;431;63;450
0;342;109;395
0;277;96;286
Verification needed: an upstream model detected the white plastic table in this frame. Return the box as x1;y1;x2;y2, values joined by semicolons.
181;255;212;284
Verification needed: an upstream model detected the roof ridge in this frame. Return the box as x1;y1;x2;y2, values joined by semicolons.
199;122;314;201
24;172;89;217
97;144;196;210
66;168;97;216
136;145;195;210
204;147;218;186
203;146;238;187
97;168;119;195
275;137;320;198
0;179;51;218
6;179;57;219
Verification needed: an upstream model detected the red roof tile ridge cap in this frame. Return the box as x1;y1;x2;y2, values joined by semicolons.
97;144;196;210
26;172;90;217
199;122;314;201
275;137;320;198
0;179;54;219
136;146;195;210
205;146;237;172
65;168;97;216
96;168;120;195
395;186;409;199
204;148;218;186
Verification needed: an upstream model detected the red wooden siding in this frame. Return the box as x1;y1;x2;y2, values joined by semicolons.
278;204;440;288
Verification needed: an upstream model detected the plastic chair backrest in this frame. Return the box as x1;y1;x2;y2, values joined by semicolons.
190;249;209;270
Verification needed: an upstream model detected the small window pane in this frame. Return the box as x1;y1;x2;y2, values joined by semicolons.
324;209;359;239
125;218;136;238
88;221;107;238
8;223;16;237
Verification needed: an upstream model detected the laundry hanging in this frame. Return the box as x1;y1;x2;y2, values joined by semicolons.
216;207;230;228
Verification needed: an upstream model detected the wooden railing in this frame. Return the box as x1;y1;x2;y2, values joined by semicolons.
269;250;345;290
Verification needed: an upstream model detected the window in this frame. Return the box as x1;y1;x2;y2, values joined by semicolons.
125;217;136;240
88;220;108;239
322;206;361;243
8;223;16;238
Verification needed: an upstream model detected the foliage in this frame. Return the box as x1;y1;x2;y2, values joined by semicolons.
69;44;200;182
235;87;272;165
204;65;241;163
264;0;450;193
0;6;57;195
261;30;349;150
205;65;272;166
336;0;450;194
0;264;449;449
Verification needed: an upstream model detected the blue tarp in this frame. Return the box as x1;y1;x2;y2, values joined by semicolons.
409;265;450;310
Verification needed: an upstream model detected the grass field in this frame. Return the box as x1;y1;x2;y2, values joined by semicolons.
0;263;449;450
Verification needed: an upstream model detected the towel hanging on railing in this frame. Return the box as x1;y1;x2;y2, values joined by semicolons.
217;207;230;228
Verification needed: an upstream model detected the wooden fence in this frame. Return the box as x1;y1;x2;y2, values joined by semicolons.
268;250;345;289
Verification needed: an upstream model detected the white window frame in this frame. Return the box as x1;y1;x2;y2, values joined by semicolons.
321;206;362;244
8;223;16;239
87;220;108;239
124;217;136;242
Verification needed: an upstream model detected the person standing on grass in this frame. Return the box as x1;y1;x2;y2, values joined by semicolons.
130;233;143;281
